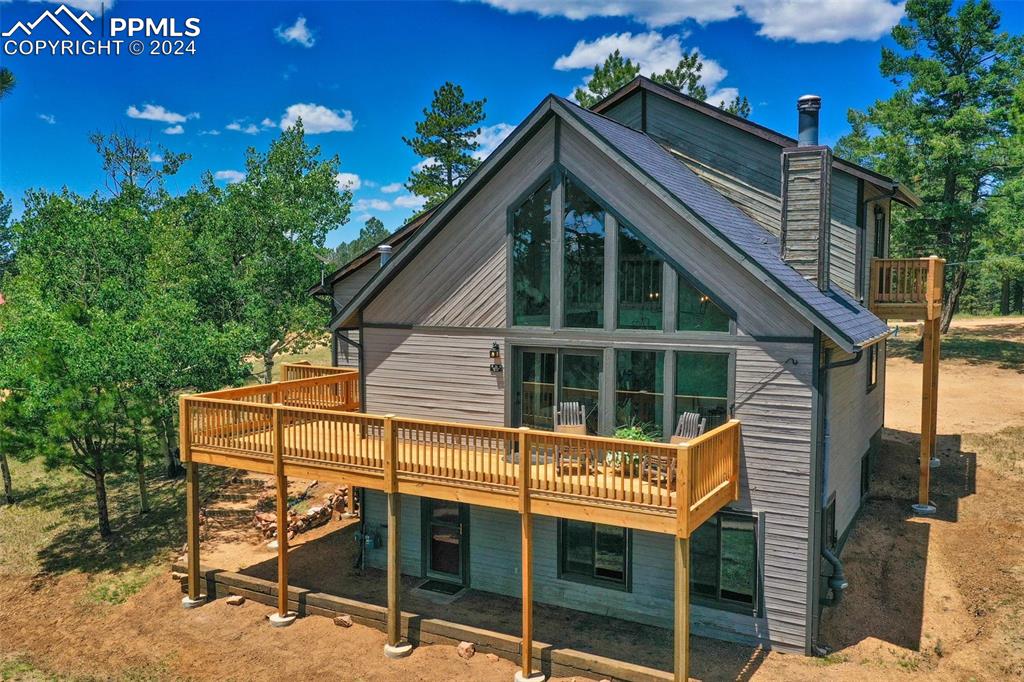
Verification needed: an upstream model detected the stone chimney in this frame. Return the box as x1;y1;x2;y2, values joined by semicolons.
781;94;831;290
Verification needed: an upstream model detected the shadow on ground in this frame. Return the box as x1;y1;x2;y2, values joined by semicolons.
820;428;976;652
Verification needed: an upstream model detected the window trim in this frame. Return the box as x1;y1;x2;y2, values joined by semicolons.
690;509;762;617
557;519;633;591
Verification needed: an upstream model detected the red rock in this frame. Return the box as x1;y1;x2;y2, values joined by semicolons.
333;614;353;628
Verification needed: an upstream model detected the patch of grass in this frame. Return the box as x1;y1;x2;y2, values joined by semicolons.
86;564;164;605
889;333;1024;371
0;655;59;681
812;653;848;666
964;426;1024;476
249;339;333;382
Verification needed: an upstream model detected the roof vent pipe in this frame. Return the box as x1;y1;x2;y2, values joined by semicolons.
797;94;821;147
378;244;392;269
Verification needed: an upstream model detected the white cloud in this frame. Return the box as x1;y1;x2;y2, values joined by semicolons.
744;0;905;43
163;125;185;135
380;182;404;194
411;157;435;173
279;103;355;133
38;113;56;124
275;16;316;48
150;153;163;163
127;104;197;124
473;122;515;161
555;32;731;105
394;194;427;210
214;170;246;184
199;129;221;136
48;0;111;13
261;118;276;128
474;0;903;42
335;172;362;191
226;120;260;135
354;198;392;212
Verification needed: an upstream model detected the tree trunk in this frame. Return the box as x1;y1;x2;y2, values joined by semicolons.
1;449;12;505
159;415;182;479
1001;276;1010;315
263;351;275;384
134;425;150;514
1014;280;1024;315
939;267;967;334
93;453;112;538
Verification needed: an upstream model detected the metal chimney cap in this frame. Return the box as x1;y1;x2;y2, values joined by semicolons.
797;94;822;112
378;244;393;254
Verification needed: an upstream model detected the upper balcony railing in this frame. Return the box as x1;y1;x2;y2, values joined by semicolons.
180;369;740;537
869;256;944;321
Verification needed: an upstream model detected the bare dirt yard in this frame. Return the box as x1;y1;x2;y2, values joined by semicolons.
1;316;1022;681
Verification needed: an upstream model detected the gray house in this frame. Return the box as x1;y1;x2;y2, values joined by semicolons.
316;76;927;657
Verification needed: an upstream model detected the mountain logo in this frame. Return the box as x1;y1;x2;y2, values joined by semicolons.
3;4;95;38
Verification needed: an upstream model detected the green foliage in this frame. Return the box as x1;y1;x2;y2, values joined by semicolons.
613;419;660;442
836;0;1024;329
573;49;751;118
0;190;12;279
404;82;486;209
333;216;391;267
0;67;14;100
90;132;189;196
574;50;641;108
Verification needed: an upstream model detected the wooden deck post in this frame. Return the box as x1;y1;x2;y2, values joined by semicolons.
914;317;940;515
516;427;542;682
675;442;691;682
269;406;296;626
383;415;411;658
180;397;205;609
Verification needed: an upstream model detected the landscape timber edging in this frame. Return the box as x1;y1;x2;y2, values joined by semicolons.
172;563;672;682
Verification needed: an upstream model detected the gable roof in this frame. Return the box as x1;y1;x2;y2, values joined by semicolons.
594;76;921;208
331;94;890;352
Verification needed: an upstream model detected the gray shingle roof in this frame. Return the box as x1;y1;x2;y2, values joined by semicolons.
561;98;890;350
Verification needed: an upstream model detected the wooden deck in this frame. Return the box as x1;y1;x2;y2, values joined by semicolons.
869;256;944;321
180;364;740;537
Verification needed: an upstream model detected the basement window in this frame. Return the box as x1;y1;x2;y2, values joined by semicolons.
866;345;879;392
558;519;630;590
691;512;758;613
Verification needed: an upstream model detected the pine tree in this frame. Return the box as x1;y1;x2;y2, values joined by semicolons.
574;50;641;108
836;0;1024;332
404;83;486;209
333;216;391;266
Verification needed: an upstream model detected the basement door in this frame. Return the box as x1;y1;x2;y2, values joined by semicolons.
422;499;469;585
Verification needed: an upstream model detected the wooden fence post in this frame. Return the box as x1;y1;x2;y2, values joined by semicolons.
674;442;691;682
180;396;205;609
516;427;542;681
269;406;296;626
383;415;411;658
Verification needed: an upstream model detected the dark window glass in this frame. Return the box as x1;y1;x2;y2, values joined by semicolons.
615;350;664;434
690;512;758;611
873;207;886;258
518;350;555;430
561;353;601;434
677;275;731;332
560;520;628;588
617;225;662;329
675;352;729;430
563;179;605;328
511;181;552;326
866;345;879;391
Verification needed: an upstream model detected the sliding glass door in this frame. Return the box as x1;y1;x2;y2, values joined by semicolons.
514;348;602;434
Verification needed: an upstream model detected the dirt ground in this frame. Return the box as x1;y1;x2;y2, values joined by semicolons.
1;317;1023;681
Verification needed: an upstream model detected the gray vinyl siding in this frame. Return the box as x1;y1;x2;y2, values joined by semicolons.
333;260;379;308
672;151;782;236
335;330;360;368
825;343;885;537
362;491;423;574
829;170;859;227
640;92;782;196
828;170;860;296
363;119;556;327
602;93;643;130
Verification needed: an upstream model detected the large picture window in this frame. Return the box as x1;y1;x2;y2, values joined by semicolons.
563;178;605;328
677;275;731;332
615;350;664;434
618;225;662;329
559;519;630;589
675;351;730;430
511;180;552;326
690;512;758;612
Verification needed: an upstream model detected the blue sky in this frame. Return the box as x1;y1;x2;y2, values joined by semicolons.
2;0;1023;248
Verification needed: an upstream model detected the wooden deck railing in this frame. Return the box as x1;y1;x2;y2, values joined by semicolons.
180;370;740;537
869;256;944;321
281;361;356;382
